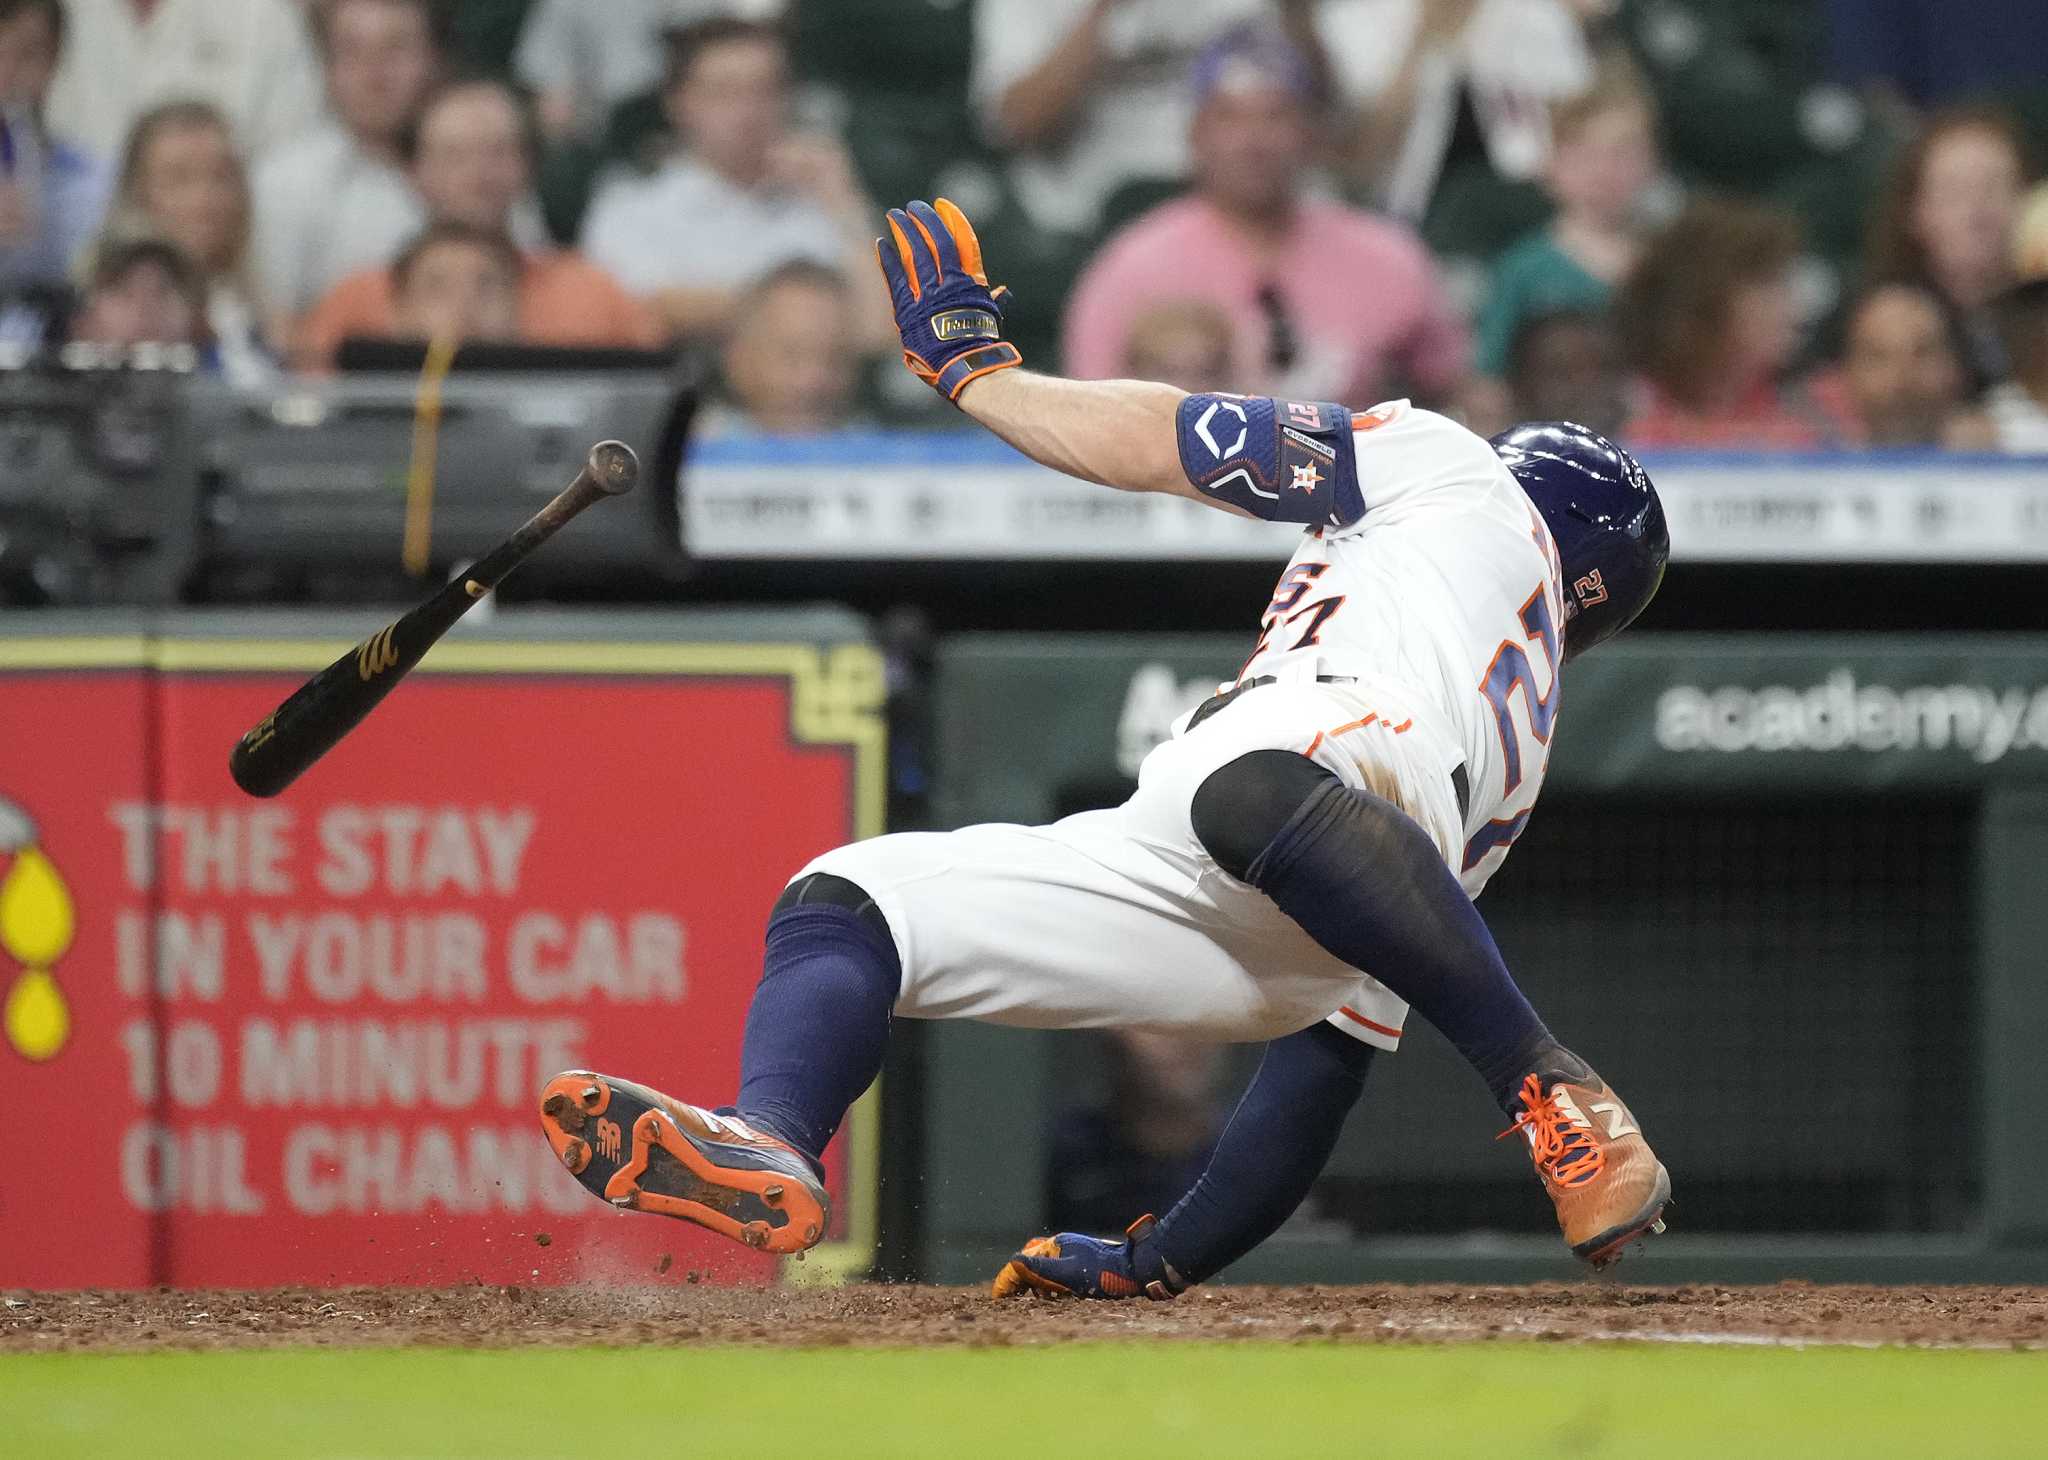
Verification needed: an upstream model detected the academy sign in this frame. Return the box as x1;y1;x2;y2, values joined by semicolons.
1654;670;2048;763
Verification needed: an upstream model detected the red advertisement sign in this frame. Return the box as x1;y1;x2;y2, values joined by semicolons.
0;634;881;1288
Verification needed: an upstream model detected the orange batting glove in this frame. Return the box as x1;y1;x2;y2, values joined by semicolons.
876;198;1022;402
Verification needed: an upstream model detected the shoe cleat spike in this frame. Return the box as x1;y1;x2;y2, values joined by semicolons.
579;1083;604;1110
559;1139;589;1173
543;1092;585;1133
1650;1219;1667;1235
741;1222;770;1249
762;1184;785;1205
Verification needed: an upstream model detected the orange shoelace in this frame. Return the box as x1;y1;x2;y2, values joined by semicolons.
1497;1073;1606;1188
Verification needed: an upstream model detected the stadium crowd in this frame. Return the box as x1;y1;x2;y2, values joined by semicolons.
1;0;2046;452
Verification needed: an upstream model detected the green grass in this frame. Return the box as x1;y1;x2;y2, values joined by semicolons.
5;1342;2045;1459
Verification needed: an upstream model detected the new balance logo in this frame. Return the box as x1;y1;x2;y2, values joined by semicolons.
1550;1088;1593;1129
595;1118;622;1161
1588;1101;1639;1140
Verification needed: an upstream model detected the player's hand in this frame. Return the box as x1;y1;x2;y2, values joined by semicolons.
876;198;1022;403
989;1215;1185;1301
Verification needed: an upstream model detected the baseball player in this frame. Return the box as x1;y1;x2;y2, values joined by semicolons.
539;199;1673;1298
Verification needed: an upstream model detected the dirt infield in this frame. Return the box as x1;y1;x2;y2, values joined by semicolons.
5;1282;2044;1354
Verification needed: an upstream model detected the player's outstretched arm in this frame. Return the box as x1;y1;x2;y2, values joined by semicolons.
956;368;1196;497
875;199;1206;502
879;199;1366;528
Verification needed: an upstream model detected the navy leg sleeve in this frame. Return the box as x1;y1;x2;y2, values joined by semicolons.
1148;1023;1373;1285
731;874;901;1166
1194;751;1572;1112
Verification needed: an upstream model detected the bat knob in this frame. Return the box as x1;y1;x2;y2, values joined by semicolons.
588;440;640;496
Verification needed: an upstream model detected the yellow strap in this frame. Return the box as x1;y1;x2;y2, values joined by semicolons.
401;333;459;577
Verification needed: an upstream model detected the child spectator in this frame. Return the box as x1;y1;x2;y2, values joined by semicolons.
252;0;440;315
1473;54;1656;383
1503;308;1625;438
1121;298;1236;393
1983;279;2048;454
578;18;889;347
294;77;654;368
68;234;208;350
698;260;865;438
1616;197;1821;448
1063;26;1467;406
386;218;520;347
1866;106;2034;383
104;100;272;383
1812;278;1981;448
0;0;109;291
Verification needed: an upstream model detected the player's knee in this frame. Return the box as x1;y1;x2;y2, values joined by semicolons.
1190;750;1341;882
773;872;892;948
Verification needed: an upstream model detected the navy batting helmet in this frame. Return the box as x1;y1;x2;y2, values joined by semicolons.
1491;422;1668;660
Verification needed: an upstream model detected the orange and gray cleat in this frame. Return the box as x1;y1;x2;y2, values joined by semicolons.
1502;1068;1671;1268
537;1070;828;1256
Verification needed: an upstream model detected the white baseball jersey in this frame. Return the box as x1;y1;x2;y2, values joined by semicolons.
802;399;1565;1052
1230;400;1566;897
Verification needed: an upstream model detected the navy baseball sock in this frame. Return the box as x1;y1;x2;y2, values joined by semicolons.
1194;752;1580;1114
1147;1023;1373;1285
730;876;901;1167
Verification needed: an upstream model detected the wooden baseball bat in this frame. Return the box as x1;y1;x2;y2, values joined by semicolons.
227;440;640;798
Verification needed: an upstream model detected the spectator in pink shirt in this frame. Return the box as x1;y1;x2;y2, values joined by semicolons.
1062;24;1469;408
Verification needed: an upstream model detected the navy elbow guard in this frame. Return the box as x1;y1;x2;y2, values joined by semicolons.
1174;395;1364;529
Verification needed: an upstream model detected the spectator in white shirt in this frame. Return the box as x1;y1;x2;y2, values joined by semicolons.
44;0;322;163
1328;0;1592;225
579;17;888;347
973;0;1330;239
514;0;783;145
251;0;438;317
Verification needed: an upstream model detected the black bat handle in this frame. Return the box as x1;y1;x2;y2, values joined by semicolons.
469;439;639;591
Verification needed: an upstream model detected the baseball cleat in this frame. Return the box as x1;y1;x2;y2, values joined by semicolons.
1501;1068;1671;1268
990;1216;1184;1301
537;1070;828;1255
